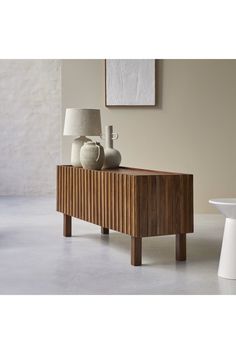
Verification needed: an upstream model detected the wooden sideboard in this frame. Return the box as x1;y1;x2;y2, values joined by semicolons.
56;165;193;266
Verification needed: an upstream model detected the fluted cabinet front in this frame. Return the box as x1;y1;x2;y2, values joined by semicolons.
57;166;138;236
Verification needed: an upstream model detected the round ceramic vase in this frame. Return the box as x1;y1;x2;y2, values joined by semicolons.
71;136;91;167
103;125;121;169
80;141;104;170
103;148;121;169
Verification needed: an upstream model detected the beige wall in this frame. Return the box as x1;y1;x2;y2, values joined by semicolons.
61;59;236;213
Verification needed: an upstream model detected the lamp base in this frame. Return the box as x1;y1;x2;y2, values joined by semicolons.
71;136;91;167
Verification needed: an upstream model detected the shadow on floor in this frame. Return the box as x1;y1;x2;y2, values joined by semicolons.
72;231;222;265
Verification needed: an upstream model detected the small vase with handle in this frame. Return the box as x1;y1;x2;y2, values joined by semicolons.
80;141;104;170
102;125;121;169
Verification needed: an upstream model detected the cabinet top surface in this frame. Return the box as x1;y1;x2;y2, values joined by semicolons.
58;165;192;177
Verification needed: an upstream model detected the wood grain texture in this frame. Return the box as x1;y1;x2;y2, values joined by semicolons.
57;166;194;237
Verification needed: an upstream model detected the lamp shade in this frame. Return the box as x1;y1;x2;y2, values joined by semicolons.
63;108;101;136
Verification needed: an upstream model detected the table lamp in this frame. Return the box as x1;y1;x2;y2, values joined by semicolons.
63;108;102;167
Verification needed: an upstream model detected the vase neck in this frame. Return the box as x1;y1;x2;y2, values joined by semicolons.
105;125;113;148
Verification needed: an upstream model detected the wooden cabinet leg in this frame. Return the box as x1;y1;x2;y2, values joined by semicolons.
101;227;109;235
176;233;186;261
63;214;71;237
131;237;142;266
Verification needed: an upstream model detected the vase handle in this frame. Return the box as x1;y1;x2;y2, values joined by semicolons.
112;132;118;140
96;144;101;162
100;133;118;140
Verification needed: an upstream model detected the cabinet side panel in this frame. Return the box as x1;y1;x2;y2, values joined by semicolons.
172;175;181;232
137;174;194;237
164;175;174;234
148;176;157;235
185;174;194;233
175;174;194;234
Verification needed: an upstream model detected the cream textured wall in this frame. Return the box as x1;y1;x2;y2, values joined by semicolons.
0;60;61;195
61;59;236;213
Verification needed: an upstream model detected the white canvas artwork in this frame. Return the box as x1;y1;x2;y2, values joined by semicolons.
105;59;156;106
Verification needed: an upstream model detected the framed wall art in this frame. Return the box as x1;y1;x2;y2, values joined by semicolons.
105;59;156;107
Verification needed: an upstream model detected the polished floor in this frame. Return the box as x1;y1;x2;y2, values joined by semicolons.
0;196;236;294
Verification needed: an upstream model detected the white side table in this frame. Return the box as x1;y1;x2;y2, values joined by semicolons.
209;198;236;279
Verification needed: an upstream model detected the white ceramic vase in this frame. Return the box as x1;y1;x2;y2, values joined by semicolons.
80;141;104;170
71;136;91;167
103;125;121;169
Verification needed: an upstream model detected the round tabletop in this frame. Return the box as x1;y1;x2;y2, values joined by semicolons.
209;198;236;205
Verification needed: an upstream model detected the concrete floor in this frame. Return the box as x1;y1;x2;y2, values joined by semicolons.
0;196;236;294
